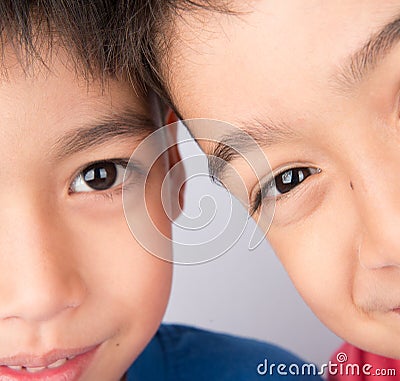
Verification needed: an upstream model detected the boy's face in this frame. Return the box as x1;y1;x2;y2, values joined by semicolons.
0;48;172;380
164;1;400;357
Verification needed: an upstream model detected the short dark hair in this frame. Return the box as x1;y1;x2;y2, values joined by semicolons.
0;1;232;101
122;0;235;105
0;0;162;96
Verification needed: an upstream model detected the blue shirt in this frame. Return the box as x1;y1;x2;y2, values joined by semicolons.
127;324;324;380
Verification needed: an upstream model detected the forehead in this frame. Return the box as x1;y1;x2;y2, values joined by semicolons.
0;46;147;122
0;46;151;164
167;0;400;119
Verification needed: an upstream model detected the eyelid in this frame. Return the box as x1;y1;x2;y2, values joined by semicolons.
76;185;123;202
270;166;321;199
69;159;123;187
68;158;145;195
250;164;321;215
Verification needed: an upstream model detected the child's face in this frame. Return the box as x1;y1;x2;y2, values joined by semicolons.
0;48;172;380
164;0;400;357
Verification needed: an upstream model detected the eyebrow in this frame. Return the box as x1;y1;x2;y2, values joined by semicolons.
52;110;155;159
200;118;297;182
335;13;400;89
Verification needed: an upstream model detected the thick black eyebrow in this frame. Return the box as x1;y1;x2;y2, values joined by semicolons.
334;14;400;89
52;110;155;159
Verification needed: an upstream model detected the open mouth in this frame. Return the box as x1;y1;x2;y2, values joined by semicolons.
0;345;99;381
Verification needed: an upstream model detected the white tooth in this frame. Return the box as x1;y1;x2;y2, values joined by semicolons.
26;366;46;373
7;365;22;371
67;355;76;360
47;358;67;369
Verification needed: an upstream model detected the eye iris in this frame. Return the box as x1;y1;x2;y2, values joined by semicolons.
83;162;117;191
275;167;311;194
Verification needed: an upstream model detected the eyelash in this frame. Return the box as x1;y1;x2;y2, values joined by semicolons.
250;166;321;214
68;158;131;200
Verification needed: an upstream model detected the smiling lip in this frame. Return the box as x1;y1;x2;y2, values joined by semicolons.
0;345;99;381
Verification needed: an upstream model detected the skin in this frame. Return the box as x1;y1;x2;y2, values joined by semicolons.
0;46;174;381
163;0;400;358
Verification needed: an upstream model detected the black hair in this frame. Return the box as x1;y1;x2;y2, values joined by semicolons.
119;0;235;105
0;0;232;100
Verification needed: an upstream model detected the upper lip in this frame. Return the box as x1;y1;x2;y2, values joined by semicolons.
0;345;98;368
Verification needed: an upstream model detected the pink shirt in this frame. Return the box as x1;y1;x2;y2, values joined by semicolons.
328;343;399;380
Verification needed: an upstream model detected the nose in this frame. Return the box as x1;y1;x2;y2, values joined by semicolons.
356;162;400;269
0;195;86;322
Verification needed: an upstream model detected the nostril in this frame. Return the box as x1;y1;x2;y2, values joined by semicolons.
0;272;87;322
358;239;400;270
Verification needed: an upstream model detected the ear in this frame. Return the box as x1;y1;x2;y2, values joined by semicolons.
165;108;179;125
164;111;185;218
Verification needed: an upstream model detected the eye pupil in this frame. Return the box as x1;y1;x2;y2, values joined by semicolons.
83;162;117;190
276;167;311;194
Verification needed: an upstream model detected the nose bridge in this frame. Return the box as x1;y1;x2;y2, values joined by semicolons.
354;149;400;268
0;190;86;322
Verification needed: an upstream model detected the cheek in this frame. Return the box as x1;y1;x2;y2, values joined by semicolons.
67;204;173;330
123;156;176;261
266;195;360;330
67;208;173;380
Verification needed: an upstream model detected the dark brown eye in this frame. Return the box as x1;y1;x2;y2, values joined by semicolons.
250;166;320;215
82;162;117;190
275;167;314;194
70;161;126;193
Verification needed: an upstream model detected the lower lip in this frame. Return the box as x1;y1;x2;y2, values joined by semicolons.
0;346;99;381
